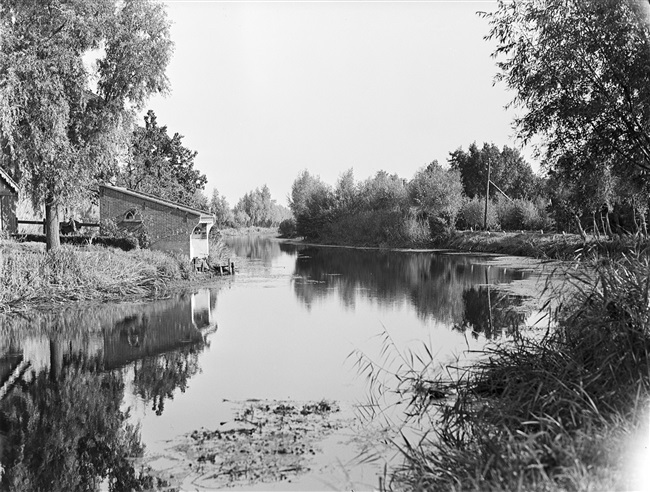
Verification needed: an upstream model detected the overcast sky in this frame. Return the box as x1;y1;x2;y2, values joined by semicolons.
145;0;531;207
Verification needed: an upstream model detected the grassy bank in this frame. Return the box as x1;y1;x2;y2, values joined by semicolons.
361;253;650;491
0;239;224;313
434;230;650;260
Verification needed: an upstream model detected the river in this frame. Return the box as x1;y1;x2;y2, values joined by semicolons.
0;236;553;491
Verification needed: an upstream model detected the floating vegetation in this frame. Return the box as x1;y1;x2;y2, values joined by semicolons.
141;399;345;489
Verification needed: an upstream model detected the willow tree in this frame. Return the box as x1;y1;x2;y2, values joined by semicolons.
484;0;650;211
0;0;173;250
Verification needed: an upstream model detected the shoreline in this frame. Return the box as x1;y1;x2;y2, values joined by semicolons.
284;229;647;260
0;239;233;316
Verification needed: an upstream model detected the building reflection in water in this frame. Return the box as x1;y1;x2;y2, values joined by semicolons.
0;288;219;489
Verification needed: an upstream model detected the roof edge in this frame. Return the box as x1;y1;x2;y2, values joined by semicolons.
100;184;214;218
0;167;19;194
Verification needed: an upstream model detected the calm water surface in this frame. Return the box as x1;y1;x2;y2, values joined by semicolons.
0;236;550;489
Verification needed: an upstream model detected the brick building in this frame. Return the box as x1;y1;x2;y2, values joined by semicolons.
99;184;215;259
0;167;18;234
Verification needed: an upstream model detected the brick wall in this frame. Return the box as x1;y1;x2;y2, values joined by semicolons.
99;186;201;257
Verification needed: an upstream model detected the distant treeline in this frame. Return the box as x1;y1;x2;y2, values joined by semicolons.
284;140;650;246
283;143;550;246
208;185;292;229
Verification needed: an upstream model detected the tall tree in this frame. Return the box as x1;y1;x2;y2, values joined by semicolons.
0;0;173;250
232;184;287;227
121;110;207;208
289;170;334;238
449;142;537;199
484;0;650;178
209;188;234;228
409;161;464;228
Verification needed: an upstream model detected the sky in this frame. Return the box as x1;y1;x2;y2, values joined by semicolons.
144;0;532;208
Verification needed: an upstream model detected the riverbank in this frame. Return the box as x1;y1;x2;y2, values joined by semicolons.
0;239;229;314
300;229;649;260
433;230;650;259
364;252;650;491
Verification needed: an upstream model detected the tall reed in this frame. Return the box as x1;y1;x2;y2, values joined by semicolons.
357;253;650;491
0;241;195;312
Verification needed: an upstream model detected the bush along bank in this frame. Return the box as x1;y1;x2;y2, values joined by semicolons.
0;241;206;313
361;253;650;491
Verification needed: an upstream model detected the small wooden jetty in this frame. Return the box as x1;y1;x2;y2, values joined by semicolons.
193;257;235;275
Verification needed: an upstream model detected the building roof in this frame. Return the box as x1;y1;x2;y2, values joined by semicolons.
100;184;214;222
0;167;19;194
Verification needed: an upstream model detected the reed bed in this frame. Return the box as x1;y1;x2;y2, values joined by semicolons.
0;241;195;312
358;253;650;491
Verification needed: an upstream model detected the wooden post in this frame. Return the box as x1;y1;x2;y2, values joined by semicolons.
484;158;491;230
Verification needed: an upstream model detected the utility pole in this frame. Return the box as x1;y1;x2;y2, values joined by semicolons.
484;158;491;230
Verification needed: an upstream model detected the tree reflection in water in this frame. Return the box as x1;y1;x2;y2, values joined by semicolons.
0;352;151;491
133;346;202;416
0;289;218;490
226;235;284;266
290;246;532;330
454;286;529;339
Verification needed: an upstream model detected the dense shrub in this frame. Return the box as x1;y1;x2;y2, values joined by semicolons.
497;197;552;231
409;163;464;229
99;218;149;248
457;197;498;230
14;234;138;251
288;166;466;245
278;218;297;238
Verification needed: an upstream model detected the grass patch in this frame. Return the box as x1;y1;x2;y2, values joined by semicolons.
356;253;650;491
0;240;197;312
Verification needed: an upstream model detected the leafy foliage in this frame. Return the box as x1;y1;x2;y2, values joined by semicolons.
209;188;234;228
288;165;466;244
484;0;650;236
0;0;173;249
448;142;538;199
409;161;464;228
233;184;292;228
120;110;207;209
485;0;650;174
457;197;498;231
289;170;335;238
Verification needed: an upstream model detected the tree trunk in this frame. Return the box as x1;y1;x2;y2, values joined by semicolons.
592;212;601;239
45;197;61;251
574;213;587;241
604;212;613;237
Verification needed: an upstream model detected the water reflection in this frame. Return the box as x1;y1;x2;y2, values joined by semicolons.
288;246;533;334
0;353;147;491
454;286;528;339
226;234;286;266
0;288;219;486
